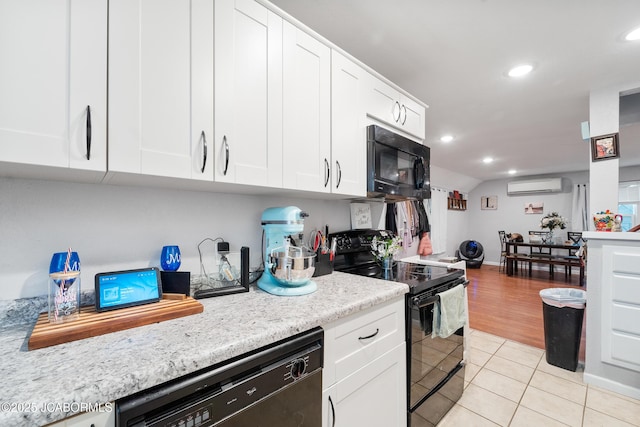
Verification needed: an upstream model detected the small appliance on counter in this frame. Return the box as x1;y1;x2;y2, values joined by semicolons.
258;206;317;296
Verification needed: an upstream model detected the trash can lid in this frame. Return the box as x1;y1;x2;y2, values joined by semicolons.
540;288;586;309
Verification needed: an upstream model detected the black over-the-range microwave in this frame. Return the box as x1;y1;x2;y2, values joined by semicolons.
366;124;431;200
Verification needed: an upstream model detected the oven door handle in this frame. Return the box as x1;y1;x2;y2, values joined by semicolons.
411;279;469;308
411;294;439;308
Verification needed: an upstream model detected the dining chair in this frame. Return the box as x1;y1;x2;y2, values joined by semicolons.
564;231;585;278
498;230;507;272
503;231;529;275
528;230;553;275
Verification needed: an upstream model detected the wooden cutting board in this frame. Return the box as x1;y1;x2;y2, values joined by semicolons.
28;294;203;350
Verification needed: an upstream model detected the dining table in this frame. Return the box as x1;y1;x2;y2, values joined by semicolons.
505;241;585;285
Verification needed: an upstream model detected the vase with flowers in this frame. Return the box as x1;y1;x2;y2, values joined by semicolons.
371;234;403;276
540;211;567;244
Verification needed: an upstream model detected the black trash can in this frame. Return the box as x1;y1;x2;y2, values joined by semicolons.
539;288;587;371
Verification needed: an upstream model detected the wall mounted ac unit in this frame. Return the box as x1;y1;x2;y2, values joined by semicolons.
507;178;562;195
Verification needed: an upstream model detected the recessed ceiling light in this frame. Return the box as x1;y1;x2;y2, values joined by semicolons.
508;64;533;78
483;157;494;164
440;135;454;143
508;169;517;175
625;27;640;41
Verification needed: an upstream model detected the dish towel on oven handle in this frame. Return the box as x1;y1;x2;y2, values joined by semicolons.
432;284;466;338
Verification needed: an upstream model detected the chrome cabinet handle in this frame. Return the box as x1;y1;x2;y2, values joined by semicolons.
393;101;401;122
86;105;92;160
358;328;379;340
328;395;336;427
401;104;407;125
336;160;342;189
324;158;330;187
223;135;229;176
200;131;207;173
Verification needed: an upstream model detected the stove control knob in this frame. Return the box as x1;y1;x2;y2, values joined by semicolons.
290;358;306;379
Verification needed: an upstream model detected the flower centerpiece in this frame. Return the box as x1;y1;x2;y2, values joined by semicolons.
370;234;403;269
540;211;567;243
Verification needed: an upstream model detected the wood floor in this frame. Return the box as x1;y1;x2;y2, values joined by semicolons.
466;264;586;359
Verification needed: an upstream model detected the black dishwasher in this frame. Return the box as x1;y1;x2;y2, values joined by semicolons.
116;328;323;427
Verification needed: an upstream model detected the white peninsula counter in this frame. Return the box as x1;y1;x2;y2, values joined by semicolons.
583;231;640;399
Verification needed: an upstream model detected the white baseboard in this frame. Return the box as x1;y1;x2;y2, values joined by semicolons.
583;372;640;400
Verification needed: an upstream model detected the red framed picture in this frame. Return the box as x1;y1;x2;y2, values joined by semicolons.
591;133;619;161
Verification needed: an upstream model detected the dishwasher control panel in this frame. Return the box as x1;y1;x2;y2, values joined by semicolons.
116;328;324;427
286;356;309;380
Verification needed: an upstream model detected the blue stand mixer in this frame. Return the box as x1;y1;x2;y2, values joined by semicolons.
258;206;317;296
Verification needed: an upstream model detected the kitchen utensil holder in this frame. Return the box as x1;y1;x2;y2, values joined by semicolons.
312;249;333;277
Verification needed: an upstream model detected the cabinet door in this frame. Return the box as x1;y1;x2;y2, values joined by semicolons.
45;406;115;427
601;246;640;371
282;22;331;192
399;94;426;140
331;51;366;197
323;343;407;427
109;0;213;180
366;75;425;141
0;0;106;175
215;0;282;186
366;76;402;130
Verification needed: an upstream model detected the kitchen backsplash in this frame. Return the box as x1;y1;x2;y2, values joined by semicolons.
0;177;353;300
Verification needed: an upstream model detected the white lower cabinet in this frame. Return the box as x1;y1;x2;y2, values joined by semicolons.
323;343;406;427
322;297;407;427
601;245;640;371
45;407;114;427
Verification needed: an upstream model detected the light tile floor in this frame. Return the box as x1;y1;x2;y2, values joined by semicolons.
437;329;640;427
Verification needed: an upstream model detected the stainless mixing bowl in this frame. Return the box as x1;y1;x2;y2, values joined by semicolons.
269;246;316;285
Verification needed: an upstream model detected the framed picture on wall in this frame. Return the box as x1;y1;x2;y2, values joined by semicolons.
591;133;619;161
525;202;544;214
350;202;372;229
480;195;497;210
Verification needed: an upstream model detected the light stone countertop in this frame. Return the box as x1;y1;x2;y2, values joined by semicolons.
0;272;408;426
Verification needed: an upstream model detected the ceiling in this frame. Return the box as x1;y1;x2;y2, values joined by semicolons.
270;0;640;182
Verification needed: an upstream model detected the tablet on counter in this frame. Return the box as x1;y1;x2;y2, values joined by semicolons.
94;267;162;312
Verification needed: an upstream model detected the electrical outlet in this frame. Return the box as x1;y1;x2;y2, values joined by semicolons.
217;241;230;254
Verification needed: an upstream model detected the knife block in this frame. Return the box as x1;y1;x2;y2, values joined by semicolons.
312;250;333;277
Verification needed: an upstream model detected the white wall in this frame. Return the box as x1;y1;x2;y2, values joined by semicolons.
430;165;480;257
589;87;621;217
0;177;353;300
6;163;640;301
588;80;640;222
465;172;589;265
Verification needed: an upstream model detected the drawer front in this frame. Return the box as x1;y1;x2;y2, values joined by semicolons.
324;297;405;385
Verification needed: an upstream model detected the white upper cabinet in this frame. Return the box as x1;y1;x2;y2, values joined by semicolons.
331;51;367;197
282;21;331;193
366;75;426;140
109;0;213;181
215;0;283;187
0;0;107;178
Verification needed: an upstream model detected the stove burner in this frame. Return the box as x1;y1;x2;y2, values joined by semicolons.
329;229;464;294
337;261;463;295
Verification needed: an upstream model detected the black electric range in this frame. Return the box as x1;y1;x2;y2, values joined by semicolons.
329;229;464;295
330;228;467;427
